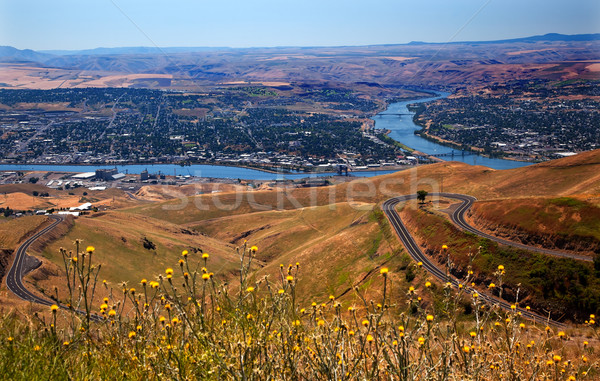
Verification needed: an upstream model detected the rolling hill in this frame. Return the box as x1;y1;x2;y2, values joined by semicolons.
0;149;593;319
1;33;598;90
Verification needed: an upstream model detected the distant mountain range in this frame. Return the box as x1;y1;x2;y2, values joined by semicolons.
406;32;600;45
1;33;598;60
39;46;233;56
1;33;598;89
0;46;55;63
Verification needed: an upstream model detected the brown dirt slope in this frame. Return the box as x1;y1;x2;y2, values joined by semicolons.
124;149;600;228
37;211;239;287
0;215;51;250
189;202;407;306
469;196;600;254
135;183;246;201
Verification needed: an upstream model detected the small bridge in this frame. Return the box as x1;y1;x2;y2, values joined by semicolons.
429;150;474;158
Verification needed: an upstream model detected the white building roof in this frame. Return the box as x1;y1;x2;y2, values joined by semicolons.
70;202;93;211
72;172;96;179
58;211;80;216
556;152;577;157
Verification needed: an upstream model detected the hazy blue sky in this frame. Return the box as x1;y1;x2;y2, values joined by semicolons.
1;0;599;50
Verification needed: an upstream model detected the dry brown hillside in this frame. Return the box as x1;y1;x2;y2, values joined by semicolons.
3;150;600;315
125;149;600;227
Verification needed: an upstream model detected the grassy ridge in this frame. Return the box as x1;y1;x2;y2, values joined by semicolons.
189;202;405;305
471;197;600;250
39;212;238;287
0;215;50;250
401;205;600;321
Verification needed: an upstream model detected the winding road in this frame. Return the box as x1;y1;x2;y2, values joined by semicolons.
5;215;102;322
383;193;570;327
5;215;64;306
444;193;591;262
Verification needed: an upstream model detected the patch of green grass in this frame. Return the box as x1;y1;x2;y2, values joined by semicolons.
366;230;382;259
404;207;600;320
549;197;586;209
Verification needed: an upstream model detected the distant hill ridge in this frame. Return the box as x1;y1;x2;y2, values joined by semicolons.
407;32;600;45
1;33;598;59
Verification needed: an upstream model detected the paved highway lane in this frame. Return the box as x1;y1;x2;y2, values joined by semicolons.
383;193;568;328
5;215;102;322
444;193;592;262
5;215;64;306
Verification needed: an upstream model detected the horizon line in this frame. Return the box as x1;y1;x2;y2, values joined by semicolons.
4;32;598;55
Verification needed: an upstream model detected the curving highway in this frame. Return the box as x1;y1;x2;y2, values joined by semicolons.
383;193;568;328
5;215;64;306
5;215;102;322
443;193;591;262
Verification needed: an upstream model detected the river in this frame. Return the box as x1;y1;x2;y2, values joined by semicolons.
373;92;531;170
0;93;530;178
0;163;400;181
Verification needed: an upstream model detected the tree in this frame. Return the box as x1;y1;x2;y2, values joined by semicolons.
417;190;428;204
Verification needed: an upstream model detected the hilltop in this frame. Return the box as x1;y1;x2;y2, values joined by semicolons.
1;33;598;90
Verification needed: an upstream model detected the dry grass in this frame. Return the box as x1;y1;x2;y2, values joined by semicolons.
471;196;600;243
0;242;597;380
190;202;401;305
134;183;247;201
0;215;50;250
585;63;600;72
36;212;238;288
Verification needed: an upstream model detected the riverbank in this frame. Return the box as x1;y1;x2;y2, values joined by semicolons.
417;129;538;163
0;160;306;175
372;91;532;169
0;162;408;181
410;102;537;164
